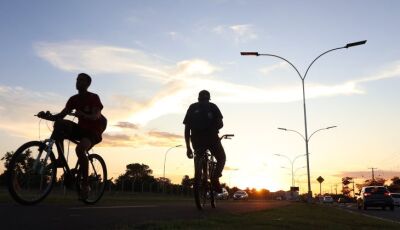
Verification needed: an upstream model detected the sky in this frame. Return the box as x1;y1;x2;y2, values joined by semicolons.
1;0;400;193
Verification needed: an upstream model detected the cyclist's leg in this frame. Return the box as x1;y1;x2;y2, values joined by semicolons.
209;137;225;179
76;137;92;199
50;119;77;159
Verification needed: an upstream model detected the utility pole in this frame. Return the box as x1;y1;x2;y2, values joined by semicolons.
368;167;377;181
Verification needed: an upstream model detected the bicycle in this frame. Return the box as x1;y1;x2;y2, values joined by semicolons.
193;134;234;210
7;112;107;205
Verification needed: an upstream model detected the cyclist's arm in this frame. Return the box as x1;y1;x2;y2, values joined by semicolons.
184;125;191;150
50;107;70;121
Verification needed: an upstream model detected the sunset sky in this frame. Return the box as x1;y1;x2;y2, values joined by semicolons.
1;1;400;193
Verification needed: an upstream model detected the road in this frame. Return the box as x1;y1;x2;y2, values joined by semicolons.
333;203;400;224
0;199;289;230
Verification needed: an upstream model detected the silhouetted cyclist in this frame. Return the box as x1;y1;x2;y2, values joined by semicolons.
183;90;225;193
37;73;107;200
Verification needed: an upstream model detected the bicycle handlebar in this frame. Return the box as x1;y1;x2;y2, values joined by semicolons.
220;134;234;140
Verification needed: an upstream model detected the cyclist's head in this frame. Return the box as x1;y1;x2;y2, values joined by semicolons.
76;73;92;91
198;90;210;102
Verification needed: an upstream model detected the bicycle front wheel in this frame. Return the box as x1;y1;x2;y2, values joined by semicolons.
77;153;107;204
7;141;57;205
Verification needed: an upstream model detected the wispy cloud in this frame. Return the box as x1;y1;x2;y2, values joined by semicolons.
114;121;139;129
100;130;182;148
0;85;63;138
214;24;258;43
259;61;288;75
33;41;400;128
34;41;170;82
148;131;183;139
333;170;400;180
224;166;239;171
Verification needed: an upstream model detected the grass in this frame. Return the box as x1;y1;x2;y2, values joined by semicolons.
0;187;193;205
119;202;400;230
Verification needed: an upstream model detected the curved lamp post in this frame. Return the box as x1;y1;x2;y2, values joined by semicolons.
163;145;182;192
275;153;306;187
242;40;366;201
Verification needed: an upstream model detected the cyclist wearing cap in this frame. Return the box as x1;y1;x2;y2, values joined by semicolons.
183;90;225;193
37;73;107;200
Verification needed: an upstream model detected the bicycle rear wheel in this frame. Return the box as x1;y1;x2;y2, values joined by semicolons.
209;161;217;209
7;141;57;205
77;153;107;204
194;156;208;210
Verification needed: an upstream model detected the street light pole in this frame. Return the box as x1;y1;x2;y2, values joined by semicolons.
163;145;182;180
274;153;306;187
242;40;366;202
163;145;182;192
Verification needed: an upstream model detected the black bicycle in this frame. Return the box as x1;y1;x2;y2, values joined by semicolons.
193;134;234;210
7;112;107;205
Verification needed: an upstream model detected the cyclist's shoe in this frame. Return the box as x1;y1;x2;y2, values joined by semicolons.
212;178;223;193
79;184;90;201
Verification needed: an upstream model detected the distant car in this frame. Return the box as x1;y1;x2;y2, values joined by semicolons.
216;188;229;200
322;196;334;203
391;193;400;207
233;190;248;200
356;186;394;210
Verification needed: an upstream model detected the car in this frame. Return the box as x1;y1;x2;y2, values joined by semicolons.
356;186;394;210
233;190;248;200
216;188;229;200
391;193;400;207
322;196;334;203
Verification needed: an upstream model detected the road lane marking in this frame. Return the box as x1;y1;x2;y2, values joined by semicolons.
70;205;158;210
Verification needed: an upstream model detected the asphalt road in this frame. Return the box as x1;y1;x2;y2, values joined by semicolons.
0;200;289;230
333;203;400;224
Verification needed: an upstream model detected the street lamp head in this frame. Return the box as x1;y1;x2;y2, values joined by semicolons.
345;40;367;48
175;144;183;147
326;126;337;129
240;52;259;56
278;127;287;131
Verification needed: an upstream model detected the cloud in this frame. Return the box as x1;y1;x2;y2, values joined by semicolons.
259;62;289;75
0;85;63;138
99;130;182;148
34;41;170;82
114;121;139;129
333;170;400;180
174;59;220;77
34;41;400;127
224;166;239;171
213;24;258;43
148;131;183;139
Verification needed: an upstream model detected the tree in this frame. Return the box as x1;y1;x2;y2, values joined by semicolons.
342;177;353;197
115;163;156;192
181;175;193;187
356;177;386;191
1;151;14;171
388;177;400;192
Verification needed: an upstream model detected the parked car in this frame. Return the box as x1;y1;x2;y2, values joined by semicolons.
216;188;229;200
233;190;248;200
356;186;394;210
322;196;334;203
391;193;400;207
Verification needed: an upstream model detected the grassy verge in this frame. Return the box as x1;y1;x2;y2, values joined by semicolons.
121;202;400;230
0;188;193;205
